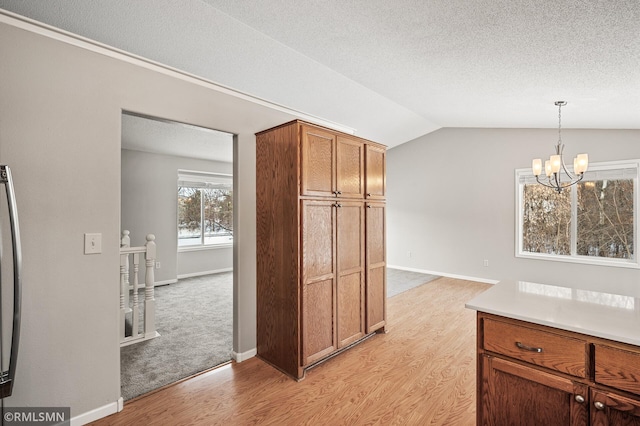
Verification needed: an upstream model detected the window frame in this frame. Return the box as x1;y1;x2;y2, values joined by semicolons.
515;159;640;269
178;170;233;251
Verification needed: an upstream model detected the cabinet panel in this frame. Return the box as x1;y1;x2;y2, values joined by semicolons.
366;202;386;333
366;265;386;333
337;272;364;348
365;144;386;199
336;202;365;347
366;203;385;265
301;126;335;197
337;202;364;271
591;388;640;426
303;278;336;365
336;136;364;199
482;355;588;426
302;201;335;279
595;344;640;396
483;317;588;378
256;122;300;376
301;200;337;366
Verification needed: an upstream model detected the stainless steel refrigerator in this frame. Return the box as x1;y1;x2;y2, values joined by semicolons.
0;165;21;399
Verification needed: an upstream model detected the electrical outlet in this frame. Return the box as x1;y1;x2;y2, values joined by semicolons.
84;233;102;254
483;259;489;267
155;261;161;269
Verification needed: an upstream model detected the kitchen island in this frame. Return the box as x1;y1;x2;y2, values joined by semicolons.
466;280;640;425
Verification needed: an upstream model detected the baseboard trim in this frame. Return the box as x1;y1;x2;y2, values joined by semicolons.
232;348;257;363
70;398;122;426
387;265;500;285
155;278;178;286
177;268;233;280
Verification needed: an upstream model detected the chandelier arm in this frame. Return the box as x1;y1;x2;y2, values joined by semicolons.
558;173;585;189
534;172;585;192
554;171;562;190
535;175;559;189
560;155;577;180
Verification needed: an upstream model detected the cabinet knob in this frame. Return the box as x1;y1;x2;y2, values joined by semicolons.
333;191;342;196
594;401;605;410
367;193;372;197
333;203;342;208
367;205;372;209
574;395;585;404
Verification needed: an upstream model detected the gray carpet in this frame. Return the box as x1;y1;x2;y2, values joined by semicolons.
386;268;440;297
120;272;233;401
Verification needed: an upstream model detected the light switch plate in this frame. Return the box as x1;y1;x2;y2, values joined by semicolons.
84;233;102;254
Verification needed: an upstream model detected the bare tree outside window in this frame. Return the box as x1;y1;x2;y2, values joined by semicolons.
203;188;233;243
178;186;233;247
178;187;201;244
522;184;571;255
577;180;633;259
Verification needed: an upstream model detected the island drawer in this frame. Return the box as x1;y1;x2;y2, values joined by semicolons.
595;344;640;395
482;317;588;378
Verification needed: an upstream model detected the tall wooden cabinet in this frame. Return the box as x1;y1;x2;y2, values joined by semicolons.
256;120;386;379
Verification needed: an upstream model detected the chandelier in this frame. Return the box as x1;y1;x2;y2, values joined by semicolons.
532;101;589;193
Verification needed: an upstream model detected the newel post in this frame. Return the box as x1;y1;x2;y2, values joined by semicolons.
119;230;132;342
120;230;131;312
144;234;157;338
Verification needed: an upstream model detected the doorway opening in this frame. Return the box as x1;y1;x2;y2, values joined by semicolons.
119;112;234;400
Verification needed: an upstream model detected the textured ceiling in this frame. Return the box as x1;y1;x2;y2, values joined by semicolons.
121;114;233;163
1;0;639;149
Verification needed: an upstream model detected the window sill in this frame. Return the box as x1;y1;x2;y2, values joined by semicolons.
178;243;233;253
516;251;639;269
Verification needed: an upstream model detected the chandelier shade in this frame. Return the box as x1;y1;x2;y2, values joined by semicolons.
531;101;589;193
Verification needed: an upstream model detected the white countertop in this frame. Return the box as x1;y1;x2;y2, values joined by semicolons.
465;280;640;346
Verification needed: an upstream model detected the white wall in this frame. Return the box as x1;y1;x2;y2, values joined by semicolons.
177;248;232;277
388;127;640;295
121;148;232;282
0;14;297;422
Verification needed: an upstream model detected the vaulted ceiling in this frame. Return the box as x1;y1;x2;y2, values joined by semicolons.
1;0;638;148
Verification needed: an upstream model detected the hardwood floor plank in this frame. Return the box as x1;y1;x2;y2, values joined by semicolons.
91;277;490;425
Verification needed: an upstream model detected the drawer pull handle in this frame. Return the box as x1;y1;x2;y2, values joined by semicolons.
594;401;605;411
575;395;585;404
515;342;543;353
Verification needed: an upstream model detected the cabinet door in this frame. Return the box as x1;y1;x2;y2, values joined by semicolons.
480;355;588;426
301;200;337;365
591;388;640;426
365;144;386;200
301;125;335;197
366;202;386;333
336;136;364;199
336;201;365;348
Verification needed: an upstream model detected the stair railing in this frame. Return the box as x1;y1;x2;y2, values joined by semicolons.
119;231;160;346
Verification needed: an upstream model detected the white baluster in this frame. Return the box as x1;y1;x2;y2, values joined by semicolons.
119;253;127;341
120;230;130;313
144;234;157;338
131;253;140;340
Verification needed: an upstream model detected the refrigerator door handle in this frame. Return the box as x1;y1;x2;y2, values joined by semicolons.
0;165;21;398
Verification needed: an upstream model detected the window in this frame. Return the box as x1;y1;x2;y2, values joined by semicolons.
178;171;232;248
516;160;639;268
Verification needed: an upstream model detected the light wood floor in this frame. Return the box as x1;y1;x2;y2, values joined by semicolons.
91;277;491;425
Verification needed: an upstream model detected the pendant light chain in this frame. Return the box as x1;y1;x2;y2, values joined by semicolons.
558;102;562;146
